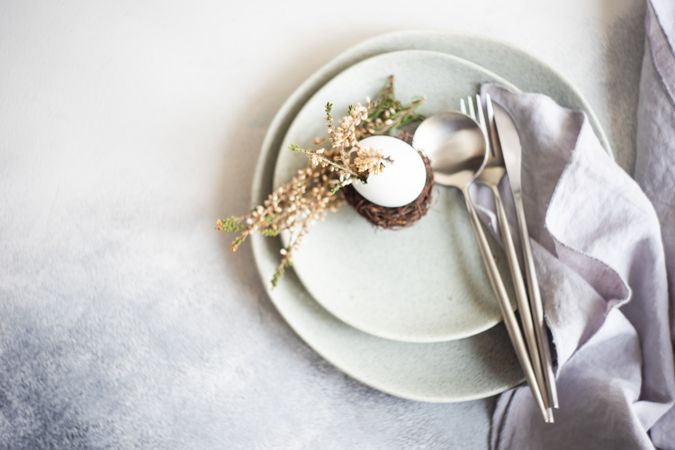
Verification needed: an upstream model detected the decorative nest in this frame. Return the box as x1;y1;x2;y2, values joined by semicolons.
343;152;434;229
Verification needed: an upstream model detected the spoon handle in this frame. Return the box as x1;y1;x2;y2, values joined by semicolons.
462;189;552;423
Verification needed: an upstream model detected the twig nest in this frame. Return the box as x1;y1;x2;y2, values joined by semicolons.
344;136;433;229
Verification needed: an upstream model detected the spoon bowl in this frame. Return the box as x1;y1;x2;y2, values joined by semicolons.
412;112;487;189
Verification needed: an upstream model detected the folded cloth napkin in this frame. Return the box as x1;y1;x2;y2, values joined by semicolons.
481;2;675;448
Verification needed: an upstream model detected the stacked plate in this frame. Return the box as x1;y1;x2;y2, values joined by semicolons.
251;31;611;402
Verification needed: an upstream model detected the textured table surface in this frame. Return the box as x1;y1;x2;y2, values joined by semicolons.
0;0;644;448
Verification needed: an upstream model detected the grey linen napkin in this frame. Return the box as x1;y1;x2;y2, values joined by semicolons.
635;0;675;447
482;2;675;447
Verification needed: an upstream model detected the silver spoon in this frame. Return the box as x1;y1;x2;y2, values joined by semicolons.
412;111;551;423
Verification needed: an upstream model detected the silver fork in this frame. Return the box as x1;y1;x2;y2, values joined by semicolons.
462;94;554;423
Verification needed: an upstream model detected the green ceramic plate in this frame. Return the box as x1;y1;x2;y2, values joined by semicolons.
250;31;611;402
273;50;518;343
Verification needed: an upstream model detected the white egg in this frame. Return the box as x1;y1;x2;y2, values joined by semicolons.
353;135;427;208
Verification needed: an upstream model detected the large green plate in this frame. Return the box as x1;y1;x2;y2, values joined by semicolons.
250;31;610;402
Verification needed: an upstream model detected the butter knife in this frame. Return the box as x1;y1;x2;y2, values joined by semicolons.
493;104;559;409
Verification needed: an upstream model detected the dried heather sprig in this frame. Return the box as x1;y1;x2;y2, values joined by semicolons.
217;75;424;287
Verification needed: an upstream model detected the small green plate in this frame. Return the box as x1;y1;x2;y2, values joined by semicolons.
273;50;518;343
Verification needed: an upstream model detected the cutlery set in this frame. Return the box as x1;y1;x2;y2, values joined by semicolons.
414;94;558;422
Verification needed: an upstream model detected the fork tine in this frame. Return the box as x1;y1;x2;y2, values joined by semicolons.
460;98;467;114
467;96;476;120
475;94;486;131
485;94;501;158
475;94;491;156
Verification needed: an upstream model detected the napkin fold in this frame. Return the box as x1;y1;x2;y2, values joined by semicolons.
481;2;675;448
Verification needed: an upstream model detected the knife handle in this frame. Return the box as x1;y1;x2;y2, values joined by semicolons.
513;191;559;408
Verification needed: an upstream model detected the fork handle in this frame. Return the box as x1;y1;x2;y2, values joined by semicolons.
461;188;552;422
513;191;559;408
